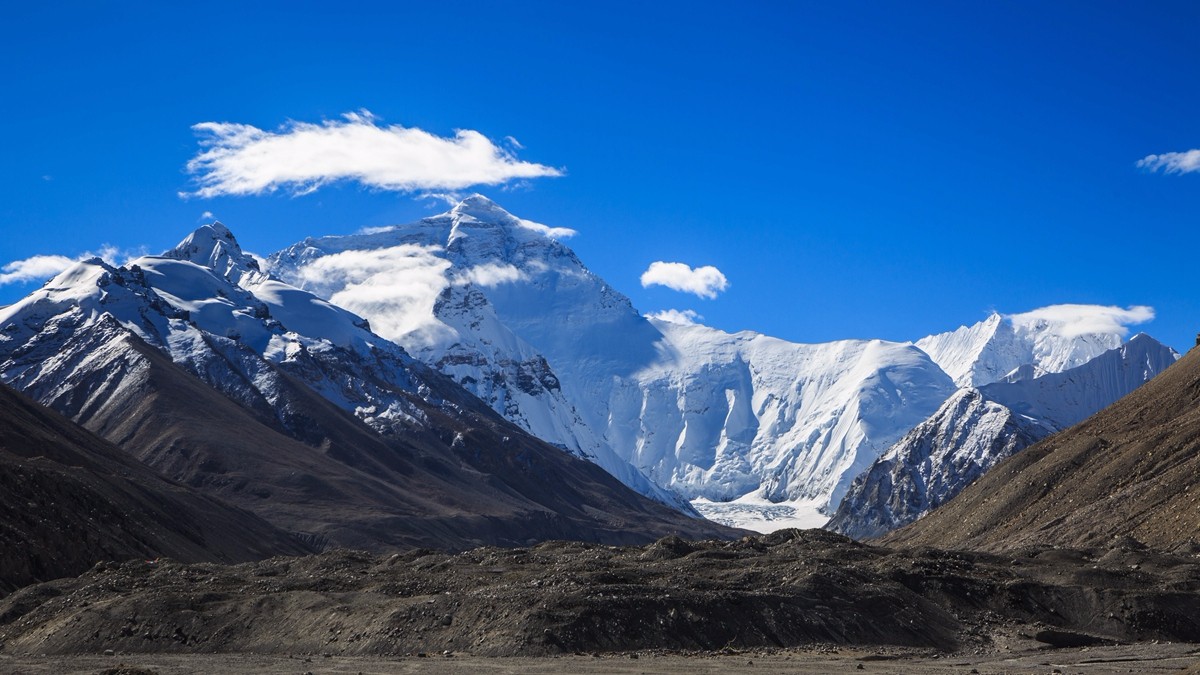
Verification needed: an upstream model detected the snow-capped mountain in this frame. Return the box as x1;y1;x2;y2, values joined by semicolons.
268;195;957;529
268;198;687;511
827;334;1179;539
915;311;1126;387
0;222;736;548
981;333;1179;431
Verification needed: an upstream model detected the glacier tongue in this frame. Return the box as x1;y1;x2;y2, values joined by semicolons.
267;195;956;526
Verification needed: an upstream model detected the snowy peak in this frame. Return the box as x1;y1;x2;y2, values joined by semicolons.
980;332;1179;430
916;309;1129;387
165;221;264;285
448;193;514;225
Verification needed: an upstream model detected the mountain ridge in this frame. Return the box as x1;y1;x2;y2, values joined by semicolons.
0;223;739;551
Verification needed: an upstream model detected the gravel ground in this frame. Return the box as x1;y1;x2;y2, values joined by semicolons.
3;529;1200;665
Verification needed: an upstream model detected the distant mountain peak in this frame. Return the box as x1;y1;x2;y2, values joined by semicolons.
451;193;506;217
165;221;264;285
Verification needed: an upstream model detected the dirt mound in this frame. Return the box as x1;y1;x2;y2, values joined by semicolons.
3;530;1200;657
885;347;1200;551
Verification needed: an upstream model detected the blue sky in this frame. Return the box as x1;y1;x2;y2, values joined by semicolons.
2;1;1199;349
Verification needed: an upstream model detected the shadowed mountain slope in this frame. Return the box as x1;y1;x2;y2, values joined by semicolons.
884;345;1200;551
0;383;312;595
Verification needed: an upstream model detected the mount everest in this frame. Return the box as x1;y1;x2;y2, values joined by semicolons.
261;195;1175;532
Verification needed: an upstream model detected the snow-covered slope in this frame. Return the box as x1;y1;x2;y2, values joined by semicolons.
980;333;1179;431
268;196;957;529
828;335;1179;539
915;311;1126;387
630;321;954;517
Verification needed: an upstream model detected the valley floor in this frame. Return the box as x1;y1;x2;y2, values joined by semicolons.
3;642;1200;674
5;529;1200;671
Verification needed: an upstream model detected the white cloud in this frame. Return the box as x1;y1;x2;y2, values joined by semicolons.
1006;304;1154;338
183;110;563;198
456;263;526;287
646;309;702;325
0;255;76;285
0;245;147;286
1136;149;1200;175
640;261;728;299
199;210;215;221
515;217;576;240
287;244;455;348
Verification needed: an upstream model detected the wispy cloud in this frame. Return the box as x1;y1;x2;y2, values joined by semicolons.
1136;149;1200;175
1006;304;1154;338
646;309;702;325
455;263;526;288
0;245;146;286
182;110;563;198
0;255;76;285
283;244;455;348
199;210;215;221
640;261;728;299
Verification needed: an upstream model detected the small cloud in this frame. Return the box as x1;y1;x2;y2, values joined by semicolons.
41;175;53;181
1005;304;1154;338
357;225;396;235
504;135;525;150
199;210;215;221
182;110;563;198
419;191;464;207
1136;149;1200;175
455;263;526;288
515;217;576;240
646;309;702;325
0;254;76;285
0;244;146;286
640;261;729;299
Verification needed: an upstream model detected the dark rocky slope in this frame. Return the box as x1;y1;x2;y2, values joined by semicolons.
3;530;1200;657
0;383;311;595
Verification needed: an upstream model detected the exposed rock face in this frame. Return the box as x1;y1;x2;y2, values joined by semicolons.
827;389;1047;540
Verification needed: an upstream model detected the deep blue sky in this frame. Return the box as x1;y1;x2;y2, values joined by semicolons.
3;1;1198;349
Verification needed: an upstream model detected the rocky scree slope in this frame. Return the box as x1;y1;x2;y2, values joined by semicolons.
0;382;310;596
